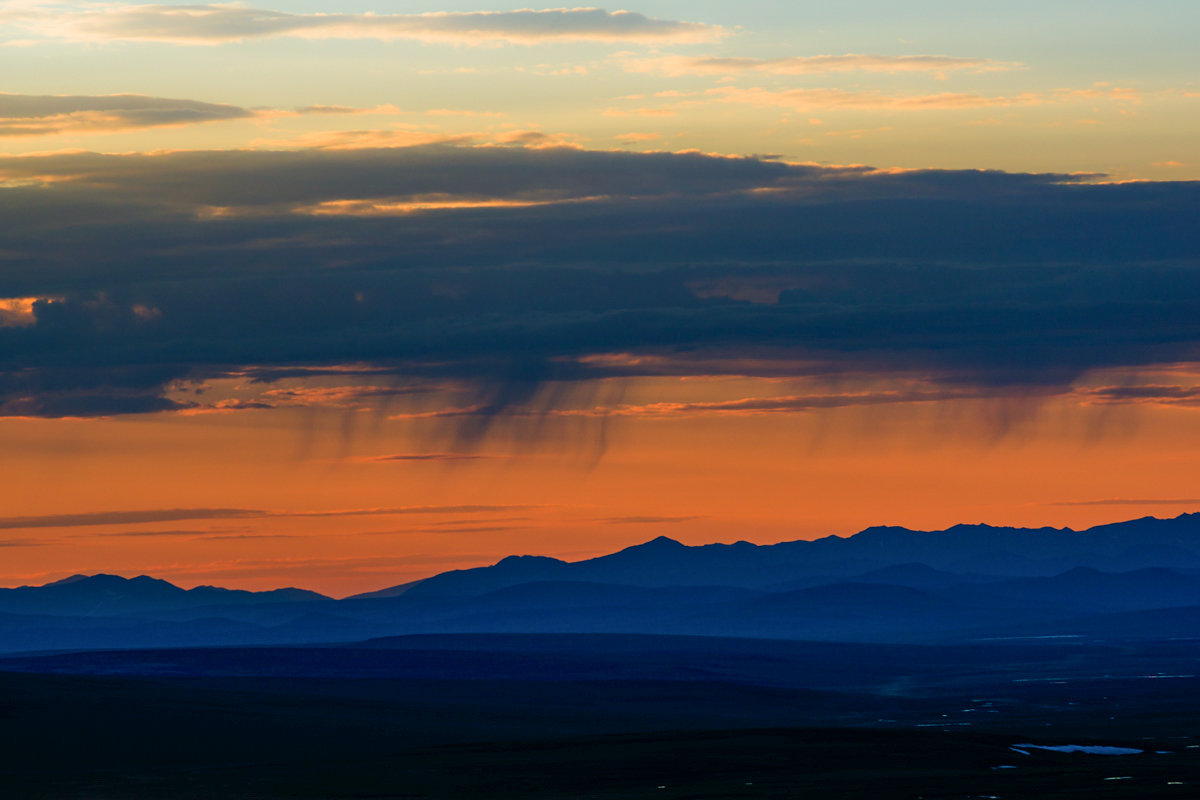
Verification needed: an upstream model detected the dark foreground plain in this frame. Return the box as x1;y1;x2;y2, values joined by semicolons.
3;634;1200;798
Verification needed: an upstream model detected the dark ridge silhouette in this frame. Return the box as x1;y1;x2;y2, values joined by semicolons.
0;573;328;617
342;578;427;600
400;513;1200;599
4;512;1200;653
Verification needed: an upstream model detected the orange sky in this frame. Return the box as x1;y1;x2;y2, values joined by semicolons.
1;2;1197;597
3;370;1199;597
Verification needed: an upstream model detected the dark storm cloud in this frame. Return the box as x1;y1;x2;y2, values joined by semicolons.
0;144;1197;418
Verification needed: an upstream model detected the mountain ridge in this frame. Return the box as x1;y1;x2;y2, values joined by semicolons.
399;512;1200;599
0;573;329;617
2;512;1200;653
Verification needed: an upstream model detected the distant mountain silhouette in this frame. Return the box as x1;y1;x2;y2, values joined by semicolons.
0;573;328;617
768;563;998;592
4;513;1200;653
399;513;1200;599
343;578;427;600
948;565;1200;613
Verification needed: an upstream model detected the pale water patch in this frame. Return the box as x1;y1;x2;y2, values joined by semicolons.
1012;743;1143;755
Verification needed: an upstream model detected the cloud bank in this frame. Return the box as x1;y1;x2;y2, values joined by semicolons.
0;92;251;136
3;4;724;45
0;142;1197;419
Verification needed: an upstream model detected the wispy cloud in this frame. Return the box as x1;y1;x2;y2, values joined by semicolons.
253;384;435;408
705;86;1043;111
641;85;1143;114
598;515;700;524
3;4;724;46
615;132;661;143
376;524;528;534
1077;385;1200;406
0;91;250;136
0;508;261;530
293;104;403;117
353;453;494;463
393;389;998;419
284;505;536;519
296;195;582;218
0;505;538;530
602;106;677;117
625;53;1021;77
90;527;256;538
249;129;473;151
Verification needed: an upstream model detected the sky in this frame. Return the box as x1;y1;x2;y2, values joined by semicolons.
0;1;1198;596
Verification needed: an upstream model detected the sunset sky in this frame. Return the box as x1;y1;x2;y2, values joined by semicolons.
1;1;1198;596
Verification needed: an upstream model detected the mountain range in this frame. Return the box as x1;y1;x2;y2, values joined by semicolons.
3;512;1200;653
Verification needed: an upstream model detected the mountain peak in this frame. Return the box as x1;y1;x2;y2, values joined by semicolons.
40;574;92;587
632;535;686;550
494;555;565;568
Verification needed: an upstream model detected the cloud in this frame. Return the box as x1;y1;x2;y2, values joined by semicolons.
249;384;436;409
0;296;43;327
193;533;298;540
90;527;256;537
565;388;1003;417
0;508;261;530
390;387;1008;420
0;143;1197;424
0;91;251;136
354;453;494;462
1077;385;1200;407
249;129;471;151
282;505;536;519
624;53;1020;77
693;85;1143;113
390;524;527;534
5;4;723;46
294;104;403;116
599;515;700;524
0;504;537;530
705;86;1043;111
0;362;197;418
602;106;677;117
0;143;815;210
615;132;661;143
297;195;577;217
425;108;505;118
